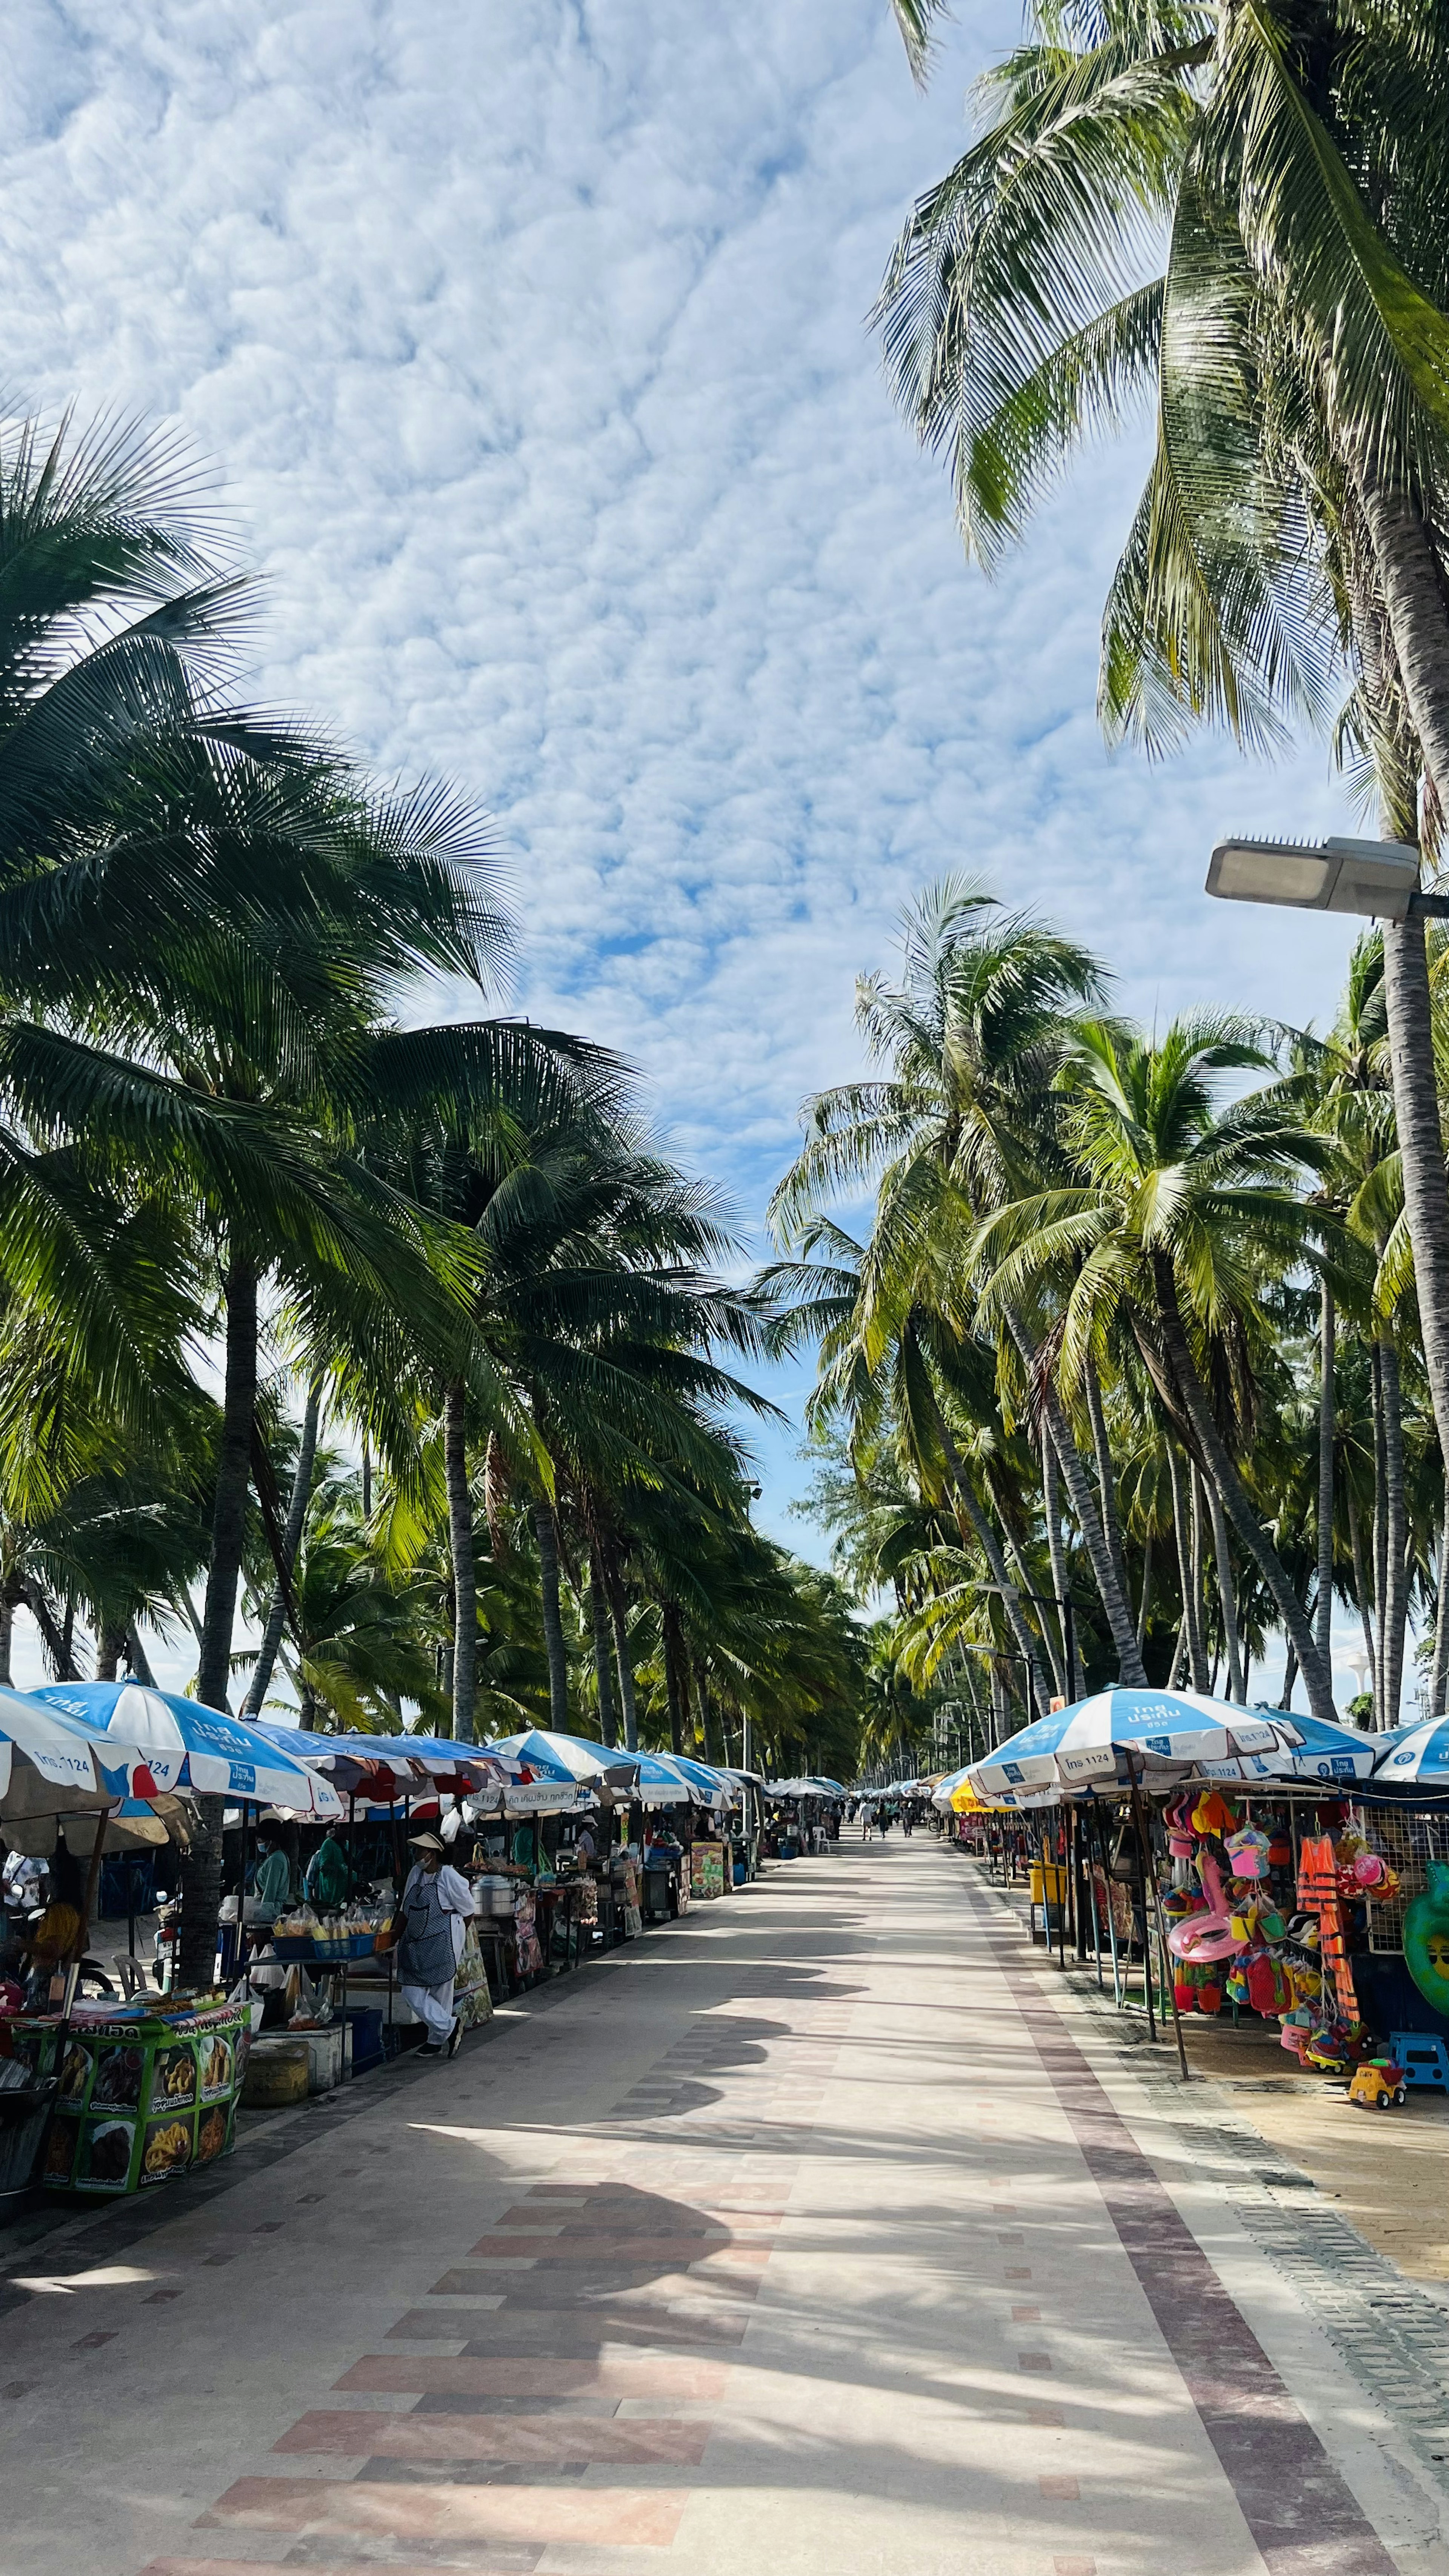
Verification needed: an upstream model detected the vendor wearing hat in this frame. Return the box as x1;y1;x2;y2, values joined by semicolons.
397;1830;474;2059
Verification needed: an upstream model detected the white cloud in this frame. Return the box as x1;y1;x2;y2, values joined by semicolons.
0;0;1366;1569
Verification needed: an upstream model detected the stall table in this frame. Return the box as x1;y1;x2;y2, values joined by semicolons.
13;1998;249;2196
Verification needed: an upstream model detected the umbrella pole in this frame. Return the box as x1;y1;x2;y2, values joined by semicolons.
1055;1817;1068;1972
127;1855;137;1965
1095;1806;1123;2009
1083;1803;1105;1992
77;1809;108;1967
237;1799;252;1985
1128;1783;1157;2040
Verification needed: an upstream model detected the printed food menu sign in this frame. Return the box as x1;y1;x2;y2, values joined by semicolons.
15;2004;247;2196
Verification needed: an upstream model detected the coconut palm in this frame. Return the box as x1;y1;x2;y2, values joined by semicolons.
770;878;1147;1680
971;1010;1341;1718
874;0;1449;1532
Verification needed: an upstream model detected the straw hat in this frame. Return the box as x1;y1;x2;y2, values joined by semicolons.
408;1829;445;1852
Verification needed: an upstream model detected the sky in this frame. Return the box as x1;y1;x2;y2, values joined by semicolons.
0;0;1376;1700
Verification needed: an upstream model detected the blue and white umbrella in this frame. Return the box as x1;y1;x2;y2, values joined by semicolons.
1198;1707;1377;1785
0;1687;160;1823
31;1682;344;1818
1371;1717;1449;1789
490;1729;640;1789
967;1689;1291;1801
655;1752;731;1809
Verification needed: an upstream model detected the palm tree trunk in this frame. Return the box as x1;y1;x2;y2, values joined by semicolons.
0;1596;14;1688
1151;1253;1335;1724
125;1624;156;1686
588;1537;618;1748
1433;1504;1449;1720
533;1498;569;1730
662;1601;686;1755
245;1373;323;1717
694;1657;720;1764
1201;1469;1244;1702
1380;907;1449;1501
1084;1356;1133;1622
97;1621;126;1684
1040;1426;1080;1698
183;1248;257;1993
1137;1533;1152;1653
197;1251;256;1713
1315;1280;1335;1667
444;1380;477;1741
1346;1481;1377;1707
1371;1340;1387;1727
1001;1305;1145;1681
599;1534;638;1751
1166;1614;1185;1689
935;1411;1048;1712
1281;1641;1298;1709
1378;1330;1408;1729
1166;1441;1208;1690
982;1466;1061;1698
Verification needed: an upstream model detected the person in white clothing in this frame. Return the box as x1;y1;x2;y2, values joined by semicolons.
396;1830;474;2056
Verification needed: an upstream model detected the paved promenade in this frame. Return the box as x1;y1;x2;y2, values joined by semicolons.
2;1837;1448;2576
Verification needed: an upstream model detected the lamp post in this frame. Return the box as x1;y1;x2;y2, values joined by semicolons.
1207;830;1449;1605
975;1581;1077;1704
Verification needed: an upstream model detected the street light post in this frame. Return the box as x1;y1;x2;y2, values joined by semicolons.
976;1581;1076;1703
1206;831;1449;1561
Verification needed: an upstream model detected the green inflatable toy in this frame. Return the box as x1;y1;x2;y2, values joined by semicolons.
1403;1861;1449;2015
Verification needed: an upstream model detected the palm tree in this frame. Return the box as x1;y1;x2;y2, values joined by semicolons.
974;1010;1340;1719
770;880;1147;1681
874;0;1449;1530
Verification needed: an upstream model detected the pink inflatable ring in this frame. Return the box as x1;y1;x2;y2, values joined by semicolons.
1166;1852;1243;1965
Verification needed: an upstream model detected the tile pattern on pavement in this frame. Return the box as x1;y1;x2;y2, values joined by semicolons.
3;1842;1447;2574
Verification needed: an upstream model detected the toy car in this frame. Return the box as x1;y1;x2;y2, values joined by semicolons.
1348;2060;1407;2109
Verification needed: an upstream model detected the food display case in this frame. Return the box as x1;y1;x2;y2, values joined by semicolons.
11;1999;250;2197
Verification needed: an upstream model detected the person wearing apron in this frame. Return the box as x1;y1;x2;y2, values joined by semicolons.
397;1831;474;2056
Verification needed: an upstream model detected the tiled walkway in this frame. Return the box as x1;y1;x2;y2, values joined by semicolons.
2;1841;1447;2575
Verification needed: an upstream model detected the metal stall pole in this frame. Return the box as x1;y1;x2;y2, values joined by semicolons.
237;1798;253;1987
1094;1804;1124;2009
1133;1778;1188;2075
1127;1782;1157;2040
1055;1813;1068;1971
1083;1800;1106;1992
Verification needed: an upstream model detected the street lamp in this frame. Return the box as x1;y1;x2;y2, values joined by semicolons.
1205;832;1446;921
975;1580;1076;1704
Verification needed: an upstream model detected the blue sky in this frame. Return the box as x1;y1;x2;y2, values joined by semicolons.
3;0;1372;1691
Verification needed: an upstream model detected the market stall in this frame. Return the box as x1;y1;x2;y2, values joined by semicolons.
15;1989;248;2195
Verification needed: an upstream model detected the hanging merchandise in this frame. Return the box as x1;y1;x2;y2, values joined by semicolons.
1402;1861;1449;2016
1295;1831;1358;2018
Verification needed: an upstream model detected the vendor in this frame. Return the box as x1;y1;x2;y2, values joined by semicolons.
574;1816;599;1869
303;1826;351;1910
251;1820;294;1923
397;1829;473;2059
